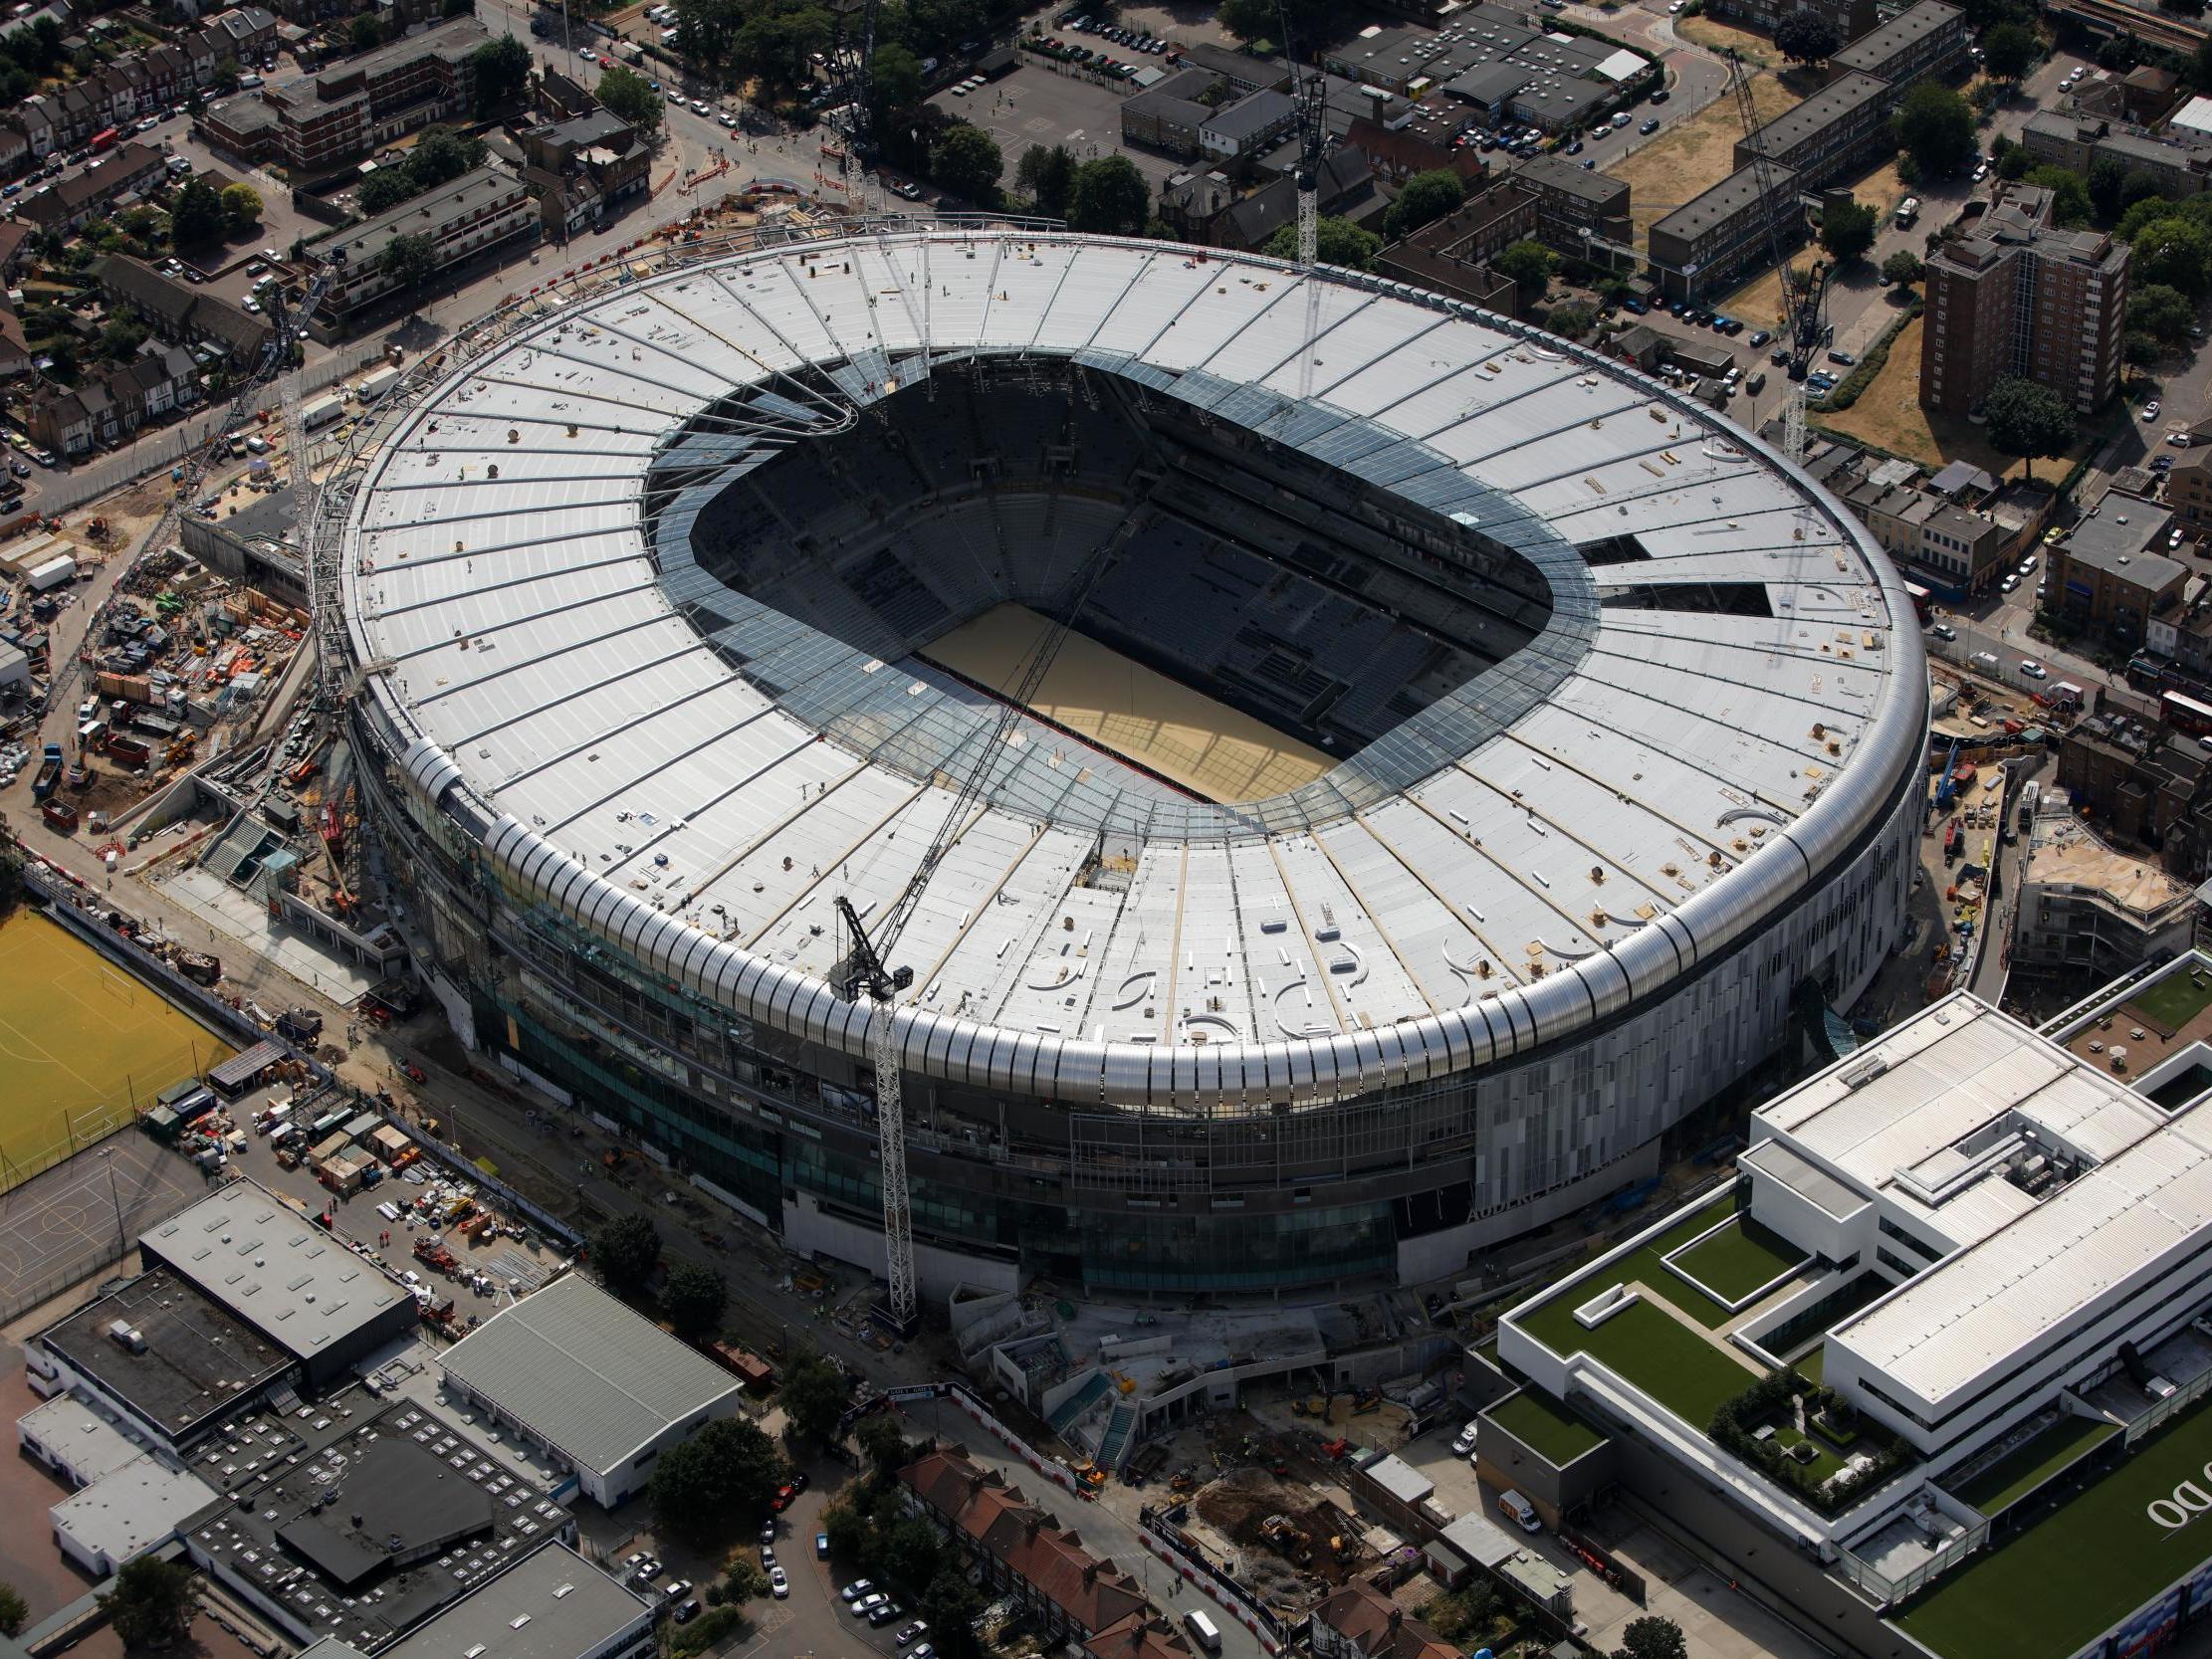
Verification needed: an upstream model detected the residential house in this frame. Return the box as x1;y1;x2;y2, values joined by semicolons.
1311;1583;1458;1659
206;16;487;173
98;254;272;361
2047;504;2187;644
900;1448;1150;1645
17;140;163;233
1210;148;1378;249
1509;152;1631;258
1375;179;1538;311
1346;106;1483;182
2022;110;2212;198
1083;1615;1196;1659
1734;71;1892;189
518;108;648;238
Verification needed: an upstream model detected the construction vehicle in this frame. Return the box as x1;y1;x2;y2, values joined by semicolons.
1350;1388;1383;1416
1260;1515;1312;1565
31;741;62;801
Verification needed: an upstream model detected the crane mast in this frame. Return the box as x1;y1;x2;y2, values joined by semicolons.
1277;0;1326;266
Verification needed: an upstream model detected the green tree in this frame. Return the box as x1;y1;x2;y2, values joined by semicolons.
219;182;262;231
100;314;147;360
649;1416;787;1540
2130;281;2197;345
1983;374;2078;479
349;12;383;51
1493;238;1558;301
2088;151;2128;216
1997;144;2033;181
101;1556;194;1650
1891;81;1975;176
168;175;224;248
1066;154;1148;233
734;5;833;90
1421;1582;1499;1643
856;1411;911;1476
779;1345;850;1442
2136;216;2212;296
1774;8;1842;64
598;66;663;134
929;122;1002;200
356;167;414;213
871;42;924;111
1819;199;1877;260
660;1261;727;1341
722;1558;771;1603
821;1496;872;1559
1262;215;1379;268
0;1582;27;1639
918;1569;985;1659
2024;164;2093;226
589;1213;662;1295
1881;248;1922;286
412;126;489;186
1382;167;1463;240
876;1518;945;1593
1016;142;1077;217
1612;1617;1689;1659
676;0;744;73
1981;20;2039;79
1546;300;1596;339
469;35;532;114
2126;328;2164;372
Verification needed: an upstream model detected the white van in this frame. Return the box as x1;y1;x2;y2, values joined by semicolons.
1497;1490;1542;1534
1183;1612;1221;1654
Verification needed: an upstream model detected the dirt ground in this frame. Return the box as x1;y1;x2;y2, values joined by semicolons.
1618;71;1801;239
1721;259;1802;333
1816;315;2092;480
1675;13;1780;67
1189;1467;1367;1612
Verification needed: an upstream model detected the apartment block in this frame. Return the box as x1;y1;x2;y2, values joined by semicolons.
1374;180;1538;311
1705;0;1875;45
205;17;488;175
312;165;536;334
1920;182;2128;416
1508;152;1632;257
1733;71;1892;188
1828;0;1966;91
1647;161;1800;301
2021;109;2212;198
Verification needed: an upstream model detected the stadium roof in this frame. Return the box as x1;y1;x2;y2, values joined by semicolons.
436;1275;740;1479
380;1544;652;1659
335;229;1923;1113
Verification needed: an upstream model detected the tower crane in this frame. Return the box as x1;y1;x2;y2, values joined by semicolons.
834;493;1135;1334
827;0;886;167
1277;0;1328;267
1724;48;1830;378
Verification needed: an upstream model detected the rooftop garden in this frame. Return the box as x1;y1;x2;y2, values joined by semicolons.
1669;1213;1809;1304
1950;1414;2120;1519
1483;1388;1607;1467
2124;964;2212;1037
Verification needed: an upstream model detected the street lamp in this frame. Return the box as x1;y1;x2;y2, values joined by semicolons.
99;1146;125;1256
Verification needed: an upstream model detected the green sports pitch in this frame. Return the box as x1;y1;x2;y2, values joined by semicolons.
0;909;232;1188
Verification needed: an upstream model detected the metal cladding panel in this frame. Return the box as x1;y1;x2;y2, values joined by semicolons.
986;1030;1020;1093
789;982;841;1045
675;932;719;992
708;946;749;1003
1164;1046;1200;1110
1523;969;1596;1043
635;911;685;970
923;1017;959;1072
401;736;464;803
1102;1048;1151;1101
764;969;808;1027
1286;1043;1316;1095
821;996;872;1052
1610;924;1679;1001
1581;949;1635;1022
1008;1032;1043;1097
580;882;626;933
486;816;530;863
1655;911;1697;971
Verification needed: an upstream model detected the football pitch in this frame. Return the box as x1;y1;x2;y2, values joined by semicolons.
0;909;232;1188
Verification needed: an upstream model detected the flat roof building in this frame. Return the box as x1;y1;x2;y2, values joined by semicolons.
1735;71;1892;188
52;1454;217;1576
437;1274;743;1507
1648;162;1802;301
137;1176;418;1385
33;1268;294;1451
378;1545;653;1659
183;1389;575;1649
1829;0;1966;91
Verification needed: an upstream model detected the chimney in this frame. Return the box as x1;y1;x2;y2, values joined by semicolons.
1387;1609;1403;1632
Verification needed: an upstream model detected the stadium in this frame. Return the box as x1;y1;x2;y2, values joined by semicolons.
332;226;1926;1298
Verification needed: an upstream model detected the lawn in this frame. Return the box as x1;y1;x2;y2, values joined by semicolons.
1952;1415;2121;1518
1518;1191;1741;1342
0;909;232;1190
1816;317;2094;481
2124;967;2212;1038
1485;1388;1608;1467
1896;1399;2212;1659
1674;14;1781;67
1551;1297;1762;1426
1616;72;1800;241
1671;1214;1809;1303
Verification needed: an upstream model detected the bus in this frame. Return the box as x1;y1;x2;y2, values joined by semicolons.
2162;690;2212;738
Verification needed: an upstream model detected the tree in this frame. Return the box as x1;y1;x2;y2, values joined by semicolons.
856;1411;911;1477
1382;167;1463;240
660;1261;727;1341
1017;142;1077;217
2024;164;2093;227
589;1213;662;1295
877;1518;946;1592
1891;81;1975;176
1262;215;1379;268
919;1569;985;1659
1881;248;1922;287
0;1582;27;1639
733;5;833;90
219;182;261;232
469;35;532;115
2126;328;2164;372
168;176;224;248
930;123;1002;201
1493;238;1558;301
1545;300;1597;339
598;66;663;135
1774;8;1842;65
100;314;147;360
821;1497;872;1559
871;42;924;111
101;1556;194;1650
779;1345;850;1443
675;0;744;74
2089;151;2129;217
1612;1616;1689;1659
1819;199;1877;261
1981;20;2039;80
349;12;383;52
722;1558;771;1603
1066;154;1148;234
2131;281;2197;345
356;167;414;214
2137;216;2212;296
649;1416;786;1540
1983;374;2077;479
412;126;489;186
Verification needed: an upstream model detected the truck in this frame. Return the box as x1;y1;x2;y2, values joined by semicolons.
31;741;62;801
1182;1613;1220;1655
107;733;152;768
26;553;77;592
1968;650;2001;677
41;798;78;833
89;126;118;152
300;393;346;432
356;364;403;403
1497;1490;1542;1533
612;37;643;61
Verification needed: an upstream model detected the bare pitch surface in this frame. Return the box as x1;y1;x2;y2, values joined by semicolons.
0;910;232;1186
925;602;1335;803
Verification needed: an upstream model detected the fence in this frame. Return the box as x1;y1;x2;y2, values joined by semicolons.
0;1233;128;1323
0;1099;144;1197
1138;1503;1288;1652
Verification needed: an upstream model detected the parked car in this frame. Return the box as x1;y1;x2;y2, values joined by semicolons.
842;1582;874;1604
2144;400;2163;422
1639;116;1659;133
1930;622;1956;641
771;1568;789;1599
2020;660;2047;679
1451;1421;1480;1455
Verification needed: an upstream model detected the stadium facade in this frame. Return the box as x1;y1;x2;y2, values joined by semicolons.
331;228;1926;1298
